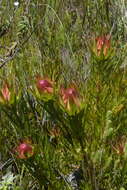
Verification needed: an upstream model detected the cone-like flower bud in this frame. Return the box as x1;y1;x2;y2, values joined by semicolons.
96;35;110;56
60;86;81;112
15;140;34;159
0;81;20;105
1;83;10;102
36;76;53;94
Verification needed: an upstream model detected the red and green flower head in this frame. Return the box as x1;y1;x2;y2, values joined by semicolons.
0;81;20;105
60;85;81;114
36;76;53;94
14;139;34;159
1;82;10;102
33;75;54;101
95;35;111;56
92;34;111;58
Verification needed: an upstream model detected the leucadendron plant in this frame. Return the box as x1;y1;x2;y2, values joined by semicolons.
1;34;127;190
0;80;23;135
90;34;116;80
1;0;127;189
78;35;127;189
31;76;86;148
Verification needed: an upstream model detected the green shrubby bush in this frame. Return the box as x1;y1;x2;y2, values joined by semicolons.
1;0;127;189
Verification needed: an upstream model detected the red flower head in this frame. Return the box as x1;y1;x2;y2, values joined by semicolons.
0;81;20;105
0;82;10;102
96;35;110;56
36;76;53;94
15;139;34;159
60;86;81;111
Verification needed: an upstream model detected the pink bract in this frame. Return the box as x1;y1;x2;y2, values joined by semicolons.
36;77;53;94
96;35;110;56
15;140;34;159
60;87;80;111
1;83;10;102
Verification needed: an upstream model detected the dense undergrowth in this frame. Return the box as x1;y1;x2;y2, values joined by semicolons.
0;0;127;189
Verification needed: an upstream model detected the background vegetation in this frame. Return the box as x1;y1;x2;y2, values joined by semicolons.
0;0;127;189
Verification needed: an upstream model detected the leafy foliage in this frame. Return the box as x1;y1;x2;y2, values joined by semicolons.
0;0;127;189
